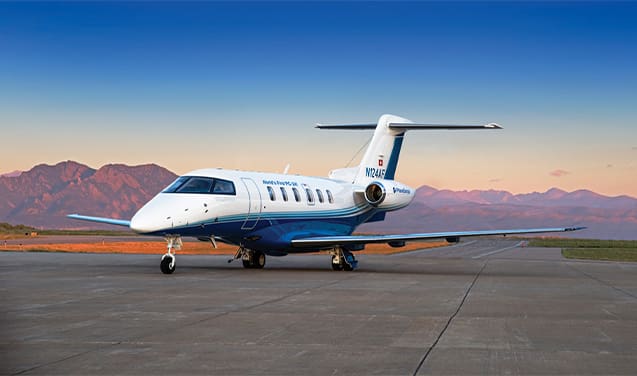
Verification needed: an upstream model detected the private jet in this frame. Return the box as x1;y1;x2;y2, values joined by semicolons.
69;114;584;273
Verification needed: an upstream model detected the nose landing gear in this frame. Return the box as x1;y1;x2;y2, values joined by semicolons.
160;254;175;274
160;235;182;274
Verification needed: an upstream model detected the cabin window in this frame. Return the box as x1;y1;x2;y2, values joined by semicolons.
326;189;334;203
316;189;324;203
305;188;314;203
292;187;301;202
267;186;276;201
162;176;235;195
280;187;288;202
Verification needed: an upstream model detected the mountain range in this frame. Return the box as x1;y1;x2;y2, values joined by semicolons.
1;161;635;239
0;161;177;229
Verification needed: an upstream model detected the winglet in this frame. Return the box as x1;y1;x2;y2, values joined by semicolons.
565;226;587;232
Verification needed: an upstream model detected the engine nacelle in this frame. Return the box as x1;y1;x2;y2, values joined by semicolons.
363;180;415;211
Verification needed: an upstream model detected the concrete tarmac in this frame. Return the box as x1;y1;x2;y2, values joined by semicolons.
1;239;636;375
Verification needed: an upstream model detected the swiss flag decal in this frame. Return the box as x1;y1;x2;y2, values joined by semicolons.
378;159;384;167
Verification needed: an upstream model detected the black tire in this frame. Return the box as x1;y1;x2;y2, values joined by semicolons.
242;259;252;268
254;251;266;269
160;257;175;274
343;263;354;271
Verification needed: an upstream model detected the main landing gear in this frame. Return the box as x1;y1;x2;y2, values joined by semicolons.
228;246;266;269
331;247;357;271
160;235;182;274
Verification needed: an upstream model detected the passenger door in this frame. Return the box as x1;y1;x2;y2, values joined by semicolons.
241;177;262;230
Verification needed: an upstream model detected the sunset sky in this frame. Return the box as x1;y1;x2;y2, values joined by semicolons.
1;2;636;197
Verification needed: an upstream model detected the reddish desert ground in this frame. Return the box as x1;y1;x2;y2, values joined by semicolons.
1;236;448;255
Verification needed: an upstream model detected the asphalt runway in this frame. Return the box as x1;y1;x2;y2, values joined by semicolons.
2;239;636;375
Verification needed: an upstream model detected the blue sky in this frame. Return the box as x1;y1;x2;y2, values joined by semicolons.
1;2;636;196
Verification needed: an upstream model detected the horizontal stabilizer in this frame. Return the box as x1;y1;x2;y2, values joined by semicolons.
316;122;501;130
67;214;131;227
315;123;377;129
388;122;501;130
291;227;586;248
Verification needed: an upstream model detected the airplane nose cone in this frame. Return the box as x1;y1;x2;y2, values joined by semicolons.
129;212;153;234
130;194;174;234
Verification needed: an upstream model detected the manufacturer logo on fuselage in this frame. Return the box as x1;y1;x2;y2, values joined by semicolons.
393;186;411;194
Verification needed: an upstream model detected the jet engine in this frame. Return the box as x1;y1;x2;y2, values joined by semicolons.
362;180;415;211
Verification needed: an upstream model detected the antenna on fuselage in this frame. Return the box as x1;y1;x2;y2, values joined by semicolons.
345;136;373;168
283;164;290;174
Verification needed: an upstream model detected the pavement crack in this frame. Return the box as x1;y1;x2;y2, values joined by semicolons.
412;260;488;376
566;263;637;300
11;341;122;375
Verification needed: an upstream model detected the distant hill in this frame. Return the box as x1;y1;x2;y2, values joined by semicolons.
1;161;636;239
0;161;177;229
0;170;22;178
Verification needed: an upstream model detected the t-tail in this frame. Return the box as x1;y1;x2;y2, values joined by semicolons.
317;114;501;185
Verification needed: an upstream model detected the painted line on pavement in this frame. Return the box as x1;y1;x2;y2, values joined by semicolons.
471;241;524;259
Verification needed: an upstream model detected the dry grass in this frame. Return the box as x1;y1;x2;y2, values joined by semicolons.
3;240;448;255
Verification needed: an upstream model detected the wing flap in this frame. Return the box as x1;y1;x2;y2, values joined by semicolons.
291;227;585;248
67;214;131;227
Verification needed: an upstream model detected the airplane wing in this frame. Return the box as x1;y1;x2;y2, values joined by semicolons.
67;214;131;227
290;227;585;248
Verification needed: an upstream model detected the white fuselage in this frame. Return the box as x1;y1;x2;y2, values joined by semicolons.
129;168;415;253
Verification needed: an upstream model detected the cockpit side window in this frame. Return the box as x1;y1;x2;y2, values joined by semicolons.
211;179;236;195
162;176;236;195
175;177;214;193
162;176;189;193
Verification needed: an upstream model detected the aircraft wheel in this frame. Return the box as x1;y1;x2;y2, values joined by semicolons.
242;259;252;268
254;251;266;269
331;256;343;271
343;263;354;271
160;256;175;274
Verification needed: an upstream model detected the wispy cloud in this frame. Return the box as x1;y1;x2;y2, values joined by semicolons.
489;178;502;183
607;164;613;168
550;169;570;177
633;146;637;150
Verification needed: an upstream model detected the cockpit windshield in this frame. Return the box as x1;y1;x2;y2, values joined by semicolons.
162;176;236;195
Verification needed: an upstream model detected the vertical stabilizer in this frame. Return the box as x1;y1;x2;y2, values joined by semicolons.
353;114;411;185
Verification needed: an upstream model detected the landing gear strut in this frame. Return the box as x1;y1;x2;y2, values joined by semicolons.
160;235;182;274
229;246;266;269
331;247;357;271
242;249;266;269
